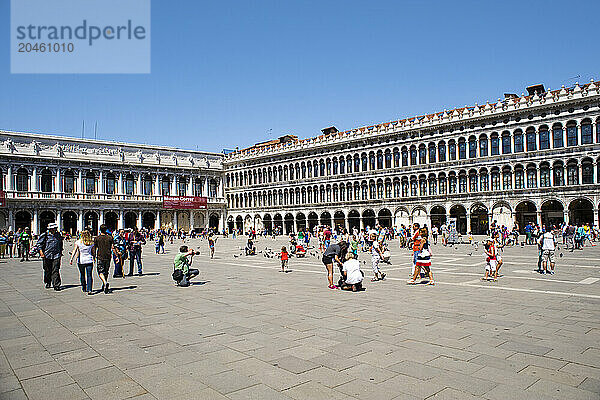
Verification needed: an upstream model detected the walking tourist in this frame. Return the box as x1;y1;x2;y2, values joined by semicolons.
279;246;289;272
69;229;95;294
538;226;556;274
128;228;146;276
36;223;63;291
369;232;386;281
483;238;497;281
19;227;31;262
408;228;434;285
208;234;216;258
93;224;115;294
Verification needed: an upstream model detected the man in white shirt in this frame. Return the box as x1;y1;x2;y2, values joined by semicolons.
341;257;364;292
538;226;556;274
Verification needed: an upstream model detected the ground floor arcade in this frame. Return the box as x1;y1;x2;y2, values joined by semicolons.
227;196;600;235
0;205;225;235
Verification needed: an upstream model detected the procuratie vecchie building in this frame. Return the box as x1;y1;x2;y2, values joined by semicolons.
224;80;600;235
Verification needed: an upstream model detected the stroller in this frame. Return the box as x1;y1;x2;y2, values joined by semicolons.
295;244;306;258
381;244;391;264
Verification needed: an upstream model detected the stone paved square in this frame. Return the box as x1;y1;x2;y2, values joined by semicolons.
1;236;599;399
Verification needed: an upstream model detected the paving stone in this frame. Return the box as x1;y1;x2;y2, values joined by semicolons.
0;389;28;400
387;360;444;380
25;383;89;400
83;378;147;400
72;366;128;389
577;377;600;394
20;370;75;393
527;378;598;400
272;356;319;374
342;362;397;383
228;383;293;400
520;365;586;386
0;373;21;393
283;381;356;400
199;369;259;395
427;355;483;375
13;360;64;380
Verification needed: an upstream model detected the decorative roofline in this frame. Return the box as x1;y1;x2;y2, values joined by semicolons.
224;80;600;163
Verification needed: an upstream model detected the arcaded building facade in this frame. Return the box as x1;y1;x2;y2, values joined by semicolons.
0;131;225;235
224;81;600;235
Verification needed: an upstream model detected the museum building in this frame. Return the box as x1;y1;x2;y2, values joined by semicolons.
224;81;600;235
0;130;226;235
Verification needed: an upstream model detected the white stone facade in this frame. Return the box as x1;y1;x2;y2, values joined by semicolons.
224;82;600;235
0;131;226;234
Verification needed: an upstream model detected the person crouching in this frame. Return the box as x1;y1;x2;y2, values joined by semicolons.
340;253;364;292
173;246;199;287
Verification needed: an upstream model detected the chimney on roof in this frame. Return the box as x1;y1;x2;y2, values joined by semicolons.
321;126;339;135
526;84;545;96
504;93;518;100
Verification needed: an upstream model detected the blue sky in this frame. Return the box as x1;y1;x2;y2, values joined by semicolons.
1;0;598;153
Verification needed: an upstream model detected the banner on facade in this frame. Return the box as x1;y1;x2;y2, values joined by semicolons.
162;196;207;209
0;191;5;207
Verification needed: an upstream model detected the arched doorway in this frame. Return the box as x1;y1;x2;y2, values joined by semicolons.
296;213;306;231
142;212;155;230
307;212;318;231
227;216;235;233
244;215;253;233
15;210;32;231
362;209;376;229
39;211;56;233
273;213;283;234
262;214;272;234
515;201;537;233
235;216;243;231
320;211;332;227
470;204;489;235
0;211;6;230
124;212;137;229
63;211;77;235
348;210;360;232
209;213;219;230
334;211;346;231
430;206;446;229
378;209;392;228
569;198;594;225
394;207;410;228
84;211;98;234
449;205;467;234
541;200;564;229
105;211;118;232
284;213;294;234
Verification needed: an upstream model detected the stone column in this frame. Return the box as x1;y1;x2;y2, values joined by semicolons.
55;169;61;193
118;210;124;229
118;172;123;195
174;211;178;230
187;176;193;196
137;173;142;195
549;167;554;187
56;211;62;232
31;209;38;234
77;210;83;233
155;174;160;196
466;213;471;234
537;211;543;227
6;166;12;191
32;167;38;192
190;210;195;231
578;163;582;185
8;209;14;230
171;175;177;196
204;177;210;198
593;208;599;229
98;170;104;194
99;210;104;226
156;210;161;229
78;170;83;193
137;212;142;229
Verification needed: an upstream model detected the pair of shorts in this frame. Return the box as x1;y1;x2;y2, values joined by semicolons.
542;249;555;263
486;259;497;272
322;255;333;265
97;259;110;275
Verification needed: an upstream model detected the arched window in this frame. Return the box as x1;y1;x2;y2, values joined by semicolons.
64;170;75;193
85;171;96;194
369;153;376;170
105;172;116;194
553;162;564;186
501;132;511;154
539;126;550;150
377;151;383;169
566;121;578;147
526;128;536;151
410;146;417;165
125;174;136;195
393;179;400;197
384;150;392;168
458;172;467;193
361;154;368;171
479;135;488;157
566;161;578;185
209;179;217;197
332;158;338;175
161;176;170;195
582;159;594;184
319;160;325;176
438;141;446;162
480;170;489;191
428;176;437;195
468;171;477;192
428;144;436;163
526;166;537;188
401;148;408;166
448;140;457;161
384;180;391;198
514;165;524;189
402;179;409;197
194;178;202;196
16;168;28;192
339;158;345;174
143;175;153;195
419;177;427;196
40;169;53;192
354;156;360;172
393;148;400;167
468;136;477;158
369;181;376;199
491;168;500;191
581;119;593;144
410;178;418;196
540;164;550;187
458;138;466;159
418;145;427;164
448;173;457;194
502;167;512;190
513;130;524;153
552;124;564;148
490;133;500;155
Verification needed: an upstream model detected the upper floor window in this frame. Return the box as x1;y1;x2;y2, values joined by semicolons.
468;138;477;158
64;170;75;193
16;168;28;192
438;142;446;162
514;131;524;153
418;146;427;164
125;174;135;195
401;149;408;166
490;134;500;155
553;125;564;148
410;148;417;165
428;145;436;163
448;141;457;161
581;121;593;144
177;177;187;196
539;128;550;150
526;129;536;151
161;176;170;195
385;152;392;168
502;133;511;154
40;169;52;193
144;175;153;195
85;171;95;194
479;137;488;157
105;172;116;194
566;123;578;147
458;140;466;160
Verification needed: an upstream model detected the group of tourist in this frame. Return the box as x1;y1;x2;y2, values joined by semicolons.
0;227;32;261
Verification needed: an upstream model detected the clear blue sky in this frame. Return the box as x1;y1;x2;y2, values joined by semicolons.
1;0;598;153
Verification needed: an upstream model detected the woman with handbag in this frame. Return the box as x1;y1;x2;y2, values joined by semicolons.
407;228;434;285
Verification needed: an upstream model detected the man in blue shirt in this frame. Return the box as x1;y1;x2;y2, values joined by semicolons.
36;223;63;291
525;223;533;245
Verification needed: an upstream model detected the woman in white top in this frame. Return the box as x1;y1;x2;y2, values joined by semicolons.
70;230;95;295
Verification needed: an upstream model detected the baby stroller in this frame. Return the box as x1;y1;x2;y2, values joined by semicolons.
381;244;391;264
295;244;306;258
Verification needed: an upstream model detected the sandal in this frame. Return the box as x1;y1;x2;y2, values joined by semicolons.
380;273;386;280
371;277;379;282
406;279;417;285
427;280;435;285
328;284;338;289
